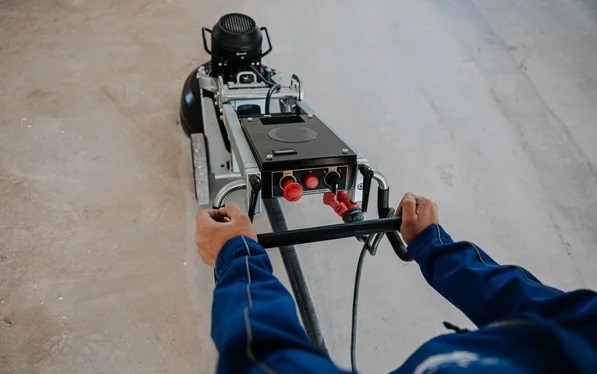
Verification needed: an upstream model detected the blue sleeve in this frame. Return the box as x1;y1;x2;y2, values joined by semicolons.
408;224;597;339
211;236;346;374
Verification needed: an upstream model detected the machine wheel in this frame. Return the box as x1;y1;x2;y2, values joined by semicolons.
179;62;210;137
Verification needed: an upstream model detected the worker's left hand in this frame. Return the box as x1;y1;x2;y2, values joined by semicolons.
195;203;257;267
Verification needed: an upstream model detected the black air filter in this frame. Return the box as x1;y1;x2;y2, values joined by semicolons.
210;13;263;61
220;13;256;34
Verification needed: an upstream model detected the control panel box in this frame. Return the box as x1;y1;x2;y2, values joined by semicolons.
240;114;357;200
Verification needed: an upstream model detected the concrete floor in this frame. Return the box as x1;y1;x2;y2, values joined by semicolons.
1;0;595;373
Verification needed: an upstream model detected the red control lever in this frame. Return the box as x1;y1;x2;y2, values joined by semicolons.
323;191;359;217
337;191;359;209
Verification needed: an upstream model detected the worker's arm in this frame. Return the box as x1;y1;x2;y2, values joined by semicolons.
398;194;597;337
196;204;345;374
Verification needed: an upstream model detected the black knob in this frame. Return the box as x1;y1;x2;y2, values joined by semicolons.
324;171;340;193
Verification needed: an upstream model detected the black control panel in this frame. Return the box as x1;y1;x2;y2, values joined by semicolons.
240;114;357;200
270;166;348;198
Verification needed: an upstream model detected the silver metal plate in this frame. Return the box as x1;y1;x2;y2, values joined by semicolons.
200;96;232;179
191;133;210;206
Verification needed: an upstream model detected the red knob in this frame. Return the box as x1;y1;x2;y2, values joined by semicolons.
303;174;319;189
282;179;303;202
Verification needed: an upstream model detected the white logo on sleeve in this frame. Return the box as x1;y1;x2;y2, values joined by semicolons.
414;351;501;374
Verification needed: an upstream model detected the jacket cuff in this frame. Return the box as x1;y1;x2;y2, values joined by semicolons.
407;224;454;263
215;236;265;278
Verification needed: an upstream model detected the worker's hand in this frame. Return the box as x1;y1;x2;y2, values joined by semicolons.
396;193;439;244
195;203;257;267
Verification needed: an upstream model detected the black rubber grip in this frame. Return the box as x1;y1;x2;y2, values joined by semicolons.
257;217;402;249
387;231;412;262
377;187;391;218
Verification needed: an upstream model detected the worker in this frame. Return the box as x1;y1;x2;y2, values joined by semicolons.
195;193;596;373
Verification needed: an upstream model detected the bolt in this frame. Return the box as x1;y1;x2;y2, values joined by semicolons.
342;148;349;154
266;154;273;160
248;117;253;122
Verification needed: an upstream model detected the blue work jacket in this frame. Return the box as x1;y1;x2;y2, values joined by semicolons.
211;225;597;373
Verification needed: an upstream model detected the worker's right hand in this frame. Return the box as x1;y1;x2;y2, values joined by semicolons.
195;203;257;267
396;193;439;244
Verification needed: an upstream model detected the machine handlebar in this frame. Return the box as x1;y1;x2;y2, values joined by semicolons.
257;217;406;253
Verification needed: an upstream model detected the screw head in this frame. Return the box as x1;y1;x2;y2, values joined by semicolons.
342;148;349;154
307;113;314;118
248;117;253;122
266;154;273;160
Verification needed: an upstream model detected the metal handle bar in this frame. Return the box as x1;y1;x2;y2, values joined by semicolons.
201;27;215;57
257;217;402;249
259;27;273;57
213;179;246;209
212;177;411;261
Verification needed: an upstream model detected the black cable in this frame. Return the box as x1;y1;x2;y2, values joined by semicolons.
263;199;329;354
265;84;281;115
248;65;280;114
351;244;369;374
249;65;275;87
351;207;401;372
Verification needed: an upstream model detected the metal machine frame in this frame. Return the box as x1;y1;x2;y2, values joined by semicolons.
182;13;411;356
192;65;369;213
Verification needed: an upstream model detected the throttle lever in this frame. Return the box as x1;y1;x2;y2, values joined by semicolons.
358;165;374;213
247;175;262;222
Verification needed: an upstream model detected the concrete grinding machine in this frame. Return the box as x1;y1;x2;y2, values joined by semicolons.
179;12;411;363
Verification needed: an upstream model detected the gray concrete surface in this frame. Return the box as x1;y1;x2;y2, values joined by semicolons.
1;0;596;373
